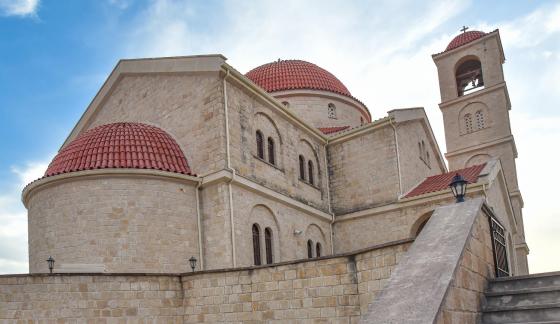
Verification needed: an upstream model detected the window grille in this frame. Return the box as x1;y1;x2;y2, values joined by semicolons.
265;228;273;264
267;137;275;165
256;131;264;159
252;224;261;265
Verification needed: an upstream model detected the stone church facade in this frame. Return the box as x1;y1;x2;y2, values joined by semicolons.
0;29;539;322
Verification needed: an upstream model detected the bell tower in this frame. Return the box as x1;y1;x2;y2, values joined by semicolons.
432;29;529;274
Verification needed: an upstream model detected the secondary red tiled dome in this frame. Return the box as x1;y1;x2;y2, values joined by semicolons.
245;60;352;97
446;31;486;51
45;122;194;177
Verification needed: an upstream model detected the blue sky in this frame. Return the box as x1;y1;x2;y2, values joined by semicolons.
1;0;559;274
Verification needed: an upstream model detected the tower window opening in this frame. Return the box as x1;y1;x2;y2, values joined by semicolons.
307;240;314;258
316;242;322;258
299;155;306;180
456;59;484;96
475;110;485;130
265;227;273;264
252;224;261;266
328;103;337;119
308;160;314;185
267;137;275;165
256;130;264;159
464;114;473;133
282;101;289;107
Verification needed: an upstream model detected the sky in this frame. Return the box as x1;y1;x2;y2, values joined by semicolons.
0;0;559;274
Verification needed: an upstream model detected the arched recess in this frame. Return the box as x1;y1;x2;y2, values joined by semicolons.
465;153;492;168
254;112;284;167
299;139;322;187
409;210;434;238
303;223;327;258
248;204;281;264
458;102;491;135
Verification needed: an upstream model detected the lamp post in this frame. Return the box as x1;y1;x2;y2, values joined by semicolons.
46;256;55;274
188;256;197;272
449;173;468;203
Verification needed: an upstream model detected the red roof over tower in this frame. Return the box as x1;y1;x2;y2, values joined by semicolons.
245;59;352;97
445;30;486;51
45;122;194;177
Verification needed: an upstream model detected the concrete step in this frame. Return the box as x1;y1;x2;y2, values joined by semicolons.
485;287;560;308
487;271;560;294
482;303;560;324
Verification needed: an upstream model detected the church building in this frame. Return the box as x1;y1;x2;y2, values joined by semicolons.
3;29;554;323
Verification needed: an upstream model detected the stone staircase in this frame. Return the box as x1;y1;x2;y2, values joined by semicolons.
482;271;560;323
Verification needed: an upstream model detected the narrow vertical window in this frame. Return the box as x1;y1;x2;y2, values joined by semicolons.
475;110;485;130
256;131;264;159
299;155;305;180
418;142;422;157
307;240;313;259
267;137;275;165
308;160;314;185
252;224;261;266
316;242;322;258
265;228;273;264
360;117;364;125
328;103;337;119
464;114;473;133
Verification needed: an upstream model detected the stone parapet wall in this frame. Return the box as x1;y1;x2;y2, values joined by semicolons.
0;275;184;321
0;240;411;322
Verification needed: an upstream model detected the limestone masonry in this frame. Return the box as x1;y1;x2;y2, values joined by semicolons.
0;29;538;322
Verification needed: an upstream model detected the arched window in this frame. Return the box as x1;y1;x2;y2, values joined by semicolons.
308;160;314;185
282;101;289;107
418;142;422;157
256;131;264;159
265;228;273;264
327;103;337;119
426;151;430;165
267;137;275;165
299;155;305;180
316;242;322;258
475;110;485;130
307;240;313;259
456;59;484;96
252;224;261;265
464;114;473;133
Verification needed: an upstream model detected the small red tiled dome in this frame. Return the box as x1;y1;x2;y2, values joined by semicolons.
245;60;351;97
446;30;486;51
45;122;194;177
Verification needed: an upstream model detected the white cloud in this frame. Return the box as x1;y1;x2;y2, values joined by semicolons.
0;0;39;17
0;158;50;274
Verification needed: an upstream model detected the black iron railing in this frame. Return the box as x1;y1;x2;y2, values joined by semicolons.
489;216;510;277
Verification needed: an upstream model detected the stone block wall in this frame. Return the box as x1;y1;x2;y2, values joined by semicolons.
328;125;400;215
181;240;410;323
225;81;330;212
0;274;184;321
0;240;411;322
27;174;200;274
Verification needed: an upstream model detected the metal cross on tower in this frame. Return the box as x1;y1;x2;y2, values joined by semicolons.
460;26;469;33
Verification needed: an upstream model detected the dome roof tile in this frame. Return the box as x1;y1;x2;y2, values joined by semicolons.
45;122;194;177
245;60;352;97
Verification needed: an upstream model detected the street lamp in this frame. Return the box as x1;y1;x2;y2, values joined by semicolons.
449;173;468;203
188;256;197;272
46;256;55;274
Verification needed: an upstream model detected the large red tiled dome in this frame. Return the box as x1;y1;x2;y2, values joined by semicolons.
45;122;194;177
245;60;352;97
446;30;486;51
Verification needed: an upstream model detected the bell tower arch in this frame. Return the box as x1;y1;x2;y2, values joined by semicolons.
432;29;529;274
